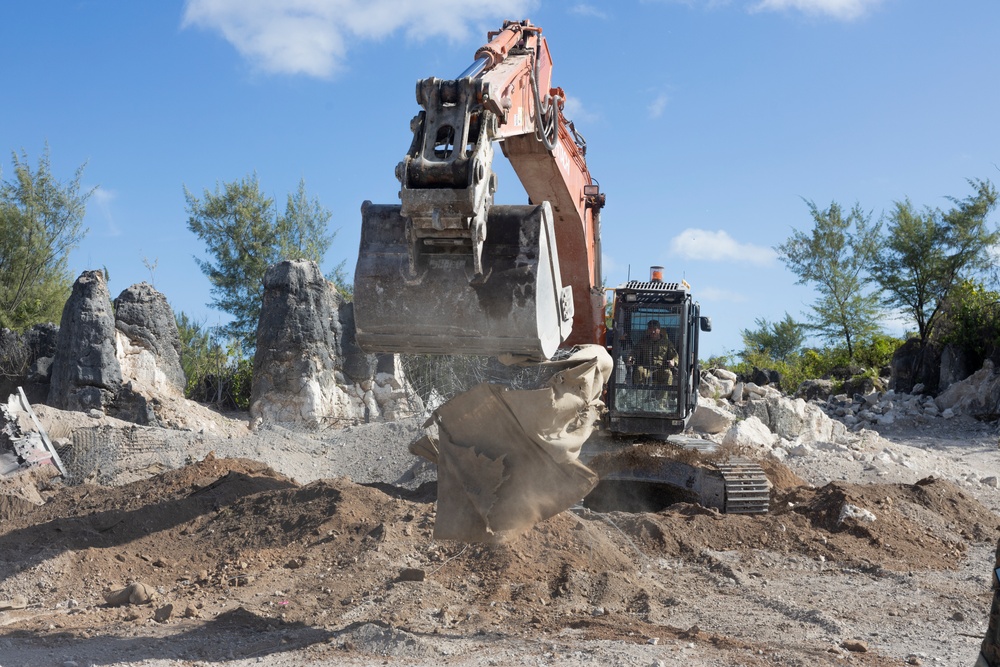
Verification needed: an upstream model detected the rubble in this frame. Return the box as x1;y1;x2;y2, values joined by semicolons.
102;582;156;607
0;389;66;500
0;595;27;611
699;359;1000;443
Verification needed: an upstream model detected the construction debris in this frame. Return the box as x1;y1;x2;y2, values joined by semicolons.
0;388;67;478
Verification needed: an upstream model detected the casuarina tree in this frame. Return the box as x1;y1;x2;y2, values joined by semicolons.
776;200;883;360
185;174;341;352
873;178;999;344
0;146;92;330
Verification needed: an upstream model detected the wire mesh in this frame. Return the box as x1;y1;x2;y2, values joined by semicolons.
399;351;572;411
609;303;684;416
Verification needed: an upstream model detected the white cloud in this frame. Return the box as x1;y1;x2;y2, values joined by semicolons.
562;94;599;125
750;0;883;20
644;0;882;21
90;185;115;208
571;4;609;19
697;286;749;303
647;92;668;119
182;0;538;78
89;186;120;236
669;228;777;265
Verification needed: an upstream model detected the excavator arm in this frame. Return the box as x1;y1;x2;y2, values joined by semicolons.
355;20;606;360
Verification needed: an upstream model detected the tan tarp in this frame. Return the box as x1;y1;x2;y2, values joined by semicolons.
410;344;612;542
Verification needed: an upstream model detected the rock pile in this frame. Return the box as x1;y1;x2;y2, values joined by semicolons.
699;358;1000;438
696;369;850;449
691;362;1000;493
693;365;979;469
821;387;944;428
796;359;1000;429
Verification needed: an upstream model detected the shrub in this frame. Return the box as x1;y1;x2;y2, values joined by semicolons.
176;311;252;410
936;279;1000;367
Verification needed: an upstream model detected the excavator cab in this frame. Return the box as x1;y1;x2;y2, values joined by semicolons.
605;270;710;436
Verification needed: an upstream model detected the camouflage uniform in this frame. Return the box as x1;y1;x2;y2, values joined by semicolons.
632;334;678;385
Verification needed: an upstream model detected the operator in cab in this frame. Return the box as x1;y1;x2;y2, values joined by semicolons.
631;320;679;385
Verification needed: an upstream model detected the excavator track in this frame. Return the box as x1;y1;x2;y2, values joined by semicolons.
715;457;770;514
580;436;771;515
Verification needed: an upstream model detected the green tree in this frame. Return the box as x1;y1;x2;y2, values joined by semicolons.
851;332;905;371
278;180;331;262
176;311;254;408
281;179;350;293
935;279;1000;366
185;174;338;351
0;147;92;330
740;313;804;362
176;312;225;395
873;178;999;344
776;200;883;360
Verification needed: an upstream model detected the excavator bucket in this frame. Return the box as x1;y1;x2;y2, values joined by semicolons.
354;201;573;359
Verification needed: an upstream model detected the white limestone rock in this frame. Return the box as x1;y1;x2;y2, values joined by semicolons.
689;396;736;434
713;368;738;382
721;416;776;453
838;503;876;524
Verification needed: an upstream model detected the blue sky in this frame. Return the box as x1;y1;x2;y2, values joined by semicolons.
2;0;998;358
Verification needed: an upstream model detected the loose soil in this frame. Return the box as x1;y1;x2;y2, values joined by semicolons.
1;406;998;666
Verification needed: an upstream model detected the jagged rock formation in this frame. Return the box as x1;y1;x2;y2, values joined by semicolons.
250;259;422;427
47;271;123;413
114;282;185;396
39;272;187;426
935;359;1000;421
938;343;973;393
9;264;424;430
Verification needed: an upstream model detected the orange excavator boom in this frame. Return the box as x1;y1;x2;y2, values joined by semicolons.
355;20;605;360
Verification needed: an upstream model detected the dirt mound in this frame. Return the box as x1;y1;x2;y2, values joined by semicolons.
757;454;808;491
0;493;38;523
598;477;996;574
0;457;612;641
775;477;1000;569
3;455;996;650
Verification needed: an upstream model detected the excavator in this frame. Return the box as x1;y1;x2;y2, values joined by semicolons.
354;20;768;529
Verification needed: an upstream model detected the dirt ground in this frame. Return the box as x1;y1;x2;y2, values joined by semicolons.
1;402;999;666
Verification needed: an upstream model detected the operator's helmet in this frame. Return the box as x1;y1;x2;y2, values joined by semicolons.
647;320;660;329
